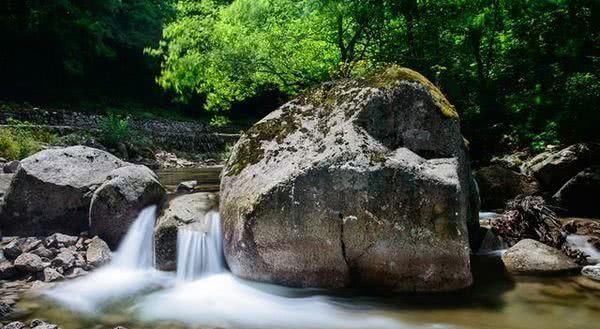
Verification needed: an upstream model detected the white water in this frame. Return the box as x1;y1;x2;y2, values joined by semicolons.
44;206;445;329
45;205;171;314
176;210;225;281
566;234;600;264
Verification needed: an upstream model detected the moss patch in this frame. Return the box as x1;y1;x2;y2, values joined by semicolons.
364;65;459;119
225;110;301;176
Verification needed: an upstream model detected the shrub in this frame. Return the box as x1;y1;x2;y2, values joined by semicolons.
99;113;131;147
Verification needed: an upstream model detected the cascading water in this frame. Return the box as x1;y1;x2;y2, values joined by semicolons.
176;210;225;280
45;205;170;313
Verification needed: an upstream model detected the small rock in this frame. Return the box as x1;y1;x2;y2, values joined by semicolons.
31;246;55;259
3;321;26;329
0;261;19;280
14;253;44;273
65;267;88;279
176;180;198;193
0;301;12;319
2;237;40;260
45;233;78;248
582;265;600;281
42;267;63;282
30;319;58;329
3;160;20;173
502;239;580;274
85;236;112;267
51;249;76;269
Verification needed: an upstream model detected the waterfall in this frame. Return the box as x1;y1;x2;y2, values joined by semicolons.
176;211;225;280
45;205;169;313
112;205;157;269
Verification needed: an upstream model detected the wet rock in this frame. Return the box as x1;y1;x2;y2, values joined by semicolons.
553;166;600;217
3;321;26;329
0;261;18;280
42;267;63;282
155;193;218;271
14;253;44;273
502;239;580;274
582;265;600;281
176;180;198;193
30;319;58;329
221;66;478;291
474;165;540;210
3;160;20;174
521;143;600;192
0;301;12;319
0;146;128;236
89;165;166;247
64;267;88;279
85;236;112;267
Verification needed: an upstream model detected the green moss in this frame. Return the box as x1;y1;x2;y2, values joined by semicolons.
364;65;459;119
225;109;300;176
369;151;387;165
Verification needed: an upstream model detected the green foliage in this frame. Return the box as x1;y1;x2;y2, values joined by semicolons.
209;115;232;128
152;0;599;159
0;119;57;160
99;113;132;147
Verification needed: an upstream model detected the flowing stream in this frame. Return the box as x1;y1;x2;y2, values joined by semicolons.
14;171;600;329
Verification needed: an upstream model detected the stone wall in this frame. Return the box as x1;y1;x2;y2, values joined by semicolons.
0;106;241;153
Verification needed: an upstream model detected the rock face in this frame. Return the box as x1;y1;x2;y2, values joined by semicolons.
553;167;600;217
474;165;540;210
522;143;600;192
154;192;218;270
220;66;478;291
89;165;166;247
0;146;127;235
86;236;112;267
502;239;579;274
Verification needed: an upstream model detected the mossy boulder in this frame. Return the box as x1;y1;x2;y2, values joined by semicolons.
220;66;478;292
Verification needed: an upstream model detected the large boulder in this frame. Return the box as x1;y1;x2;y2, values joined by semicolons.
220;66;478;291
0;146;127;235
553;166;600;217
521;143;600;193
474;165;540;210
501;239;579;274
89;165;166;247
154;192;218;271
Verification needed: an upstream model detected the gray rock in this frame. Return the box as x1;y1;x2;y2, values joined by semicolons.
553;166;600;217
176;180;198;193
474;165;540;210
155;193;218;271
85;236;112;267
2;160;20;174
30;319;58;329
220;66;478;291
582;265;600;281
490;151;529;171
89;165;166;247
0;146;128;235
44;233;78;248
3;321;26;329
51;249;76;269
31;246;56;259
502;239;580;274
2;237;41;260
0;261;18;280
521;143;600;192
65;267;88;279
42;267;63;282
14;253;44;273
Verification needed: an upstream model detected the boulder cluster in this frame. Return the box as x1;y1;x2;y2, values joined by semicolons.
0;233;111;283
477;143;600;217
0;146;166;247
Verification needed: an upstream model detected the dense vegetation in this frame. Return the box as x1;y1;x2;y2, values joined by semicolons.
1;0;599;160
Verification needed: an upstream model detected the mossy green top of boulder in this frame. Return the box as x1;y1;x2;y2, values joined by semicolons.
300;65;458;120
